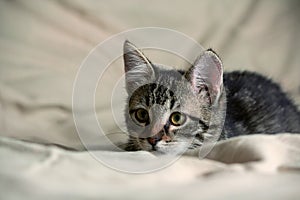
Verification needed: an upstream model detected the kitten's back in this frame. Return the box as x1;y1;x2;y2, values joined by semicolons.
223;71;300;137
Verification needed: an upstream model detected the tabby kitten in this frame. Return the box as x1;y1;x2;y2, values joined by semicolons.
123;40;300;154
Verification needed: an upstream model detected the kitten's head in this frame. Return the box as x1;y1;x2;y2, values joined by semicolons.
123;40;225;154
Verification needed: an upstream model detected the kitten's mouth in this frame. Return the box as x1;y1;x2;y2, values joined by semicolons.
146;133;172;151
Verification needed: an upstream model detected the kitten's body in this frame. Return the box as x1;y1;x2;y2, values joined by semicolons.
222;71;300;138
123;41;300;153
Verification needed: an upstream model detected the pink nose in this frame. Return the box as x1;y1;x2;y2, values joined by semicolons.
147;133;172;146
162;135;171;142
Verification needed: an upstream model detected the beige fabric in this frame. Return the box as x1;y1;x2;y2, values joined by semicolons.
1;134;300;199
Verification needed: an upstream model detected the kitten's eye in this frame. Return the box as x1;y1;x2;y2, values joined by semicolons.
134;108;149;124
170;112;186;126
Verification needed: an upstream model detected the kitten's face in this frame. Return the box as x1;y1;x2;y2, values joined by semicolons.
123;41;223;154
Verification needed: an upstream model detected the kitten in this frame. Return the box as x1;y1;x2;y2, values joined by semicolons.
123;40;300;154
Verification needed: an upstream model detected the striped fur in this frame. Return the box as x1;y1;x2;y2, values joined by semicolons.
122;41;300;154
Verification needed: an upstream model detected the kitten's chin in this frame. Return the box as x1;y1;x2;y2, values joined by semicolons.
127;137;194;155
153;141;190;155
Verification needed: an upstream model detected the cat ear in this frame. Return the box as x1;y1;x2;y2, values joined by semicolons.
123;40;155;94
186;49;223;104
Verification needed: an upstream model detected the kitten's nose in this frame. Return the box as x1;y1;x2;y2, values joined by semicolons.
147;132;171;146
147;137;159;146
162;135;171;143
147;132;162;146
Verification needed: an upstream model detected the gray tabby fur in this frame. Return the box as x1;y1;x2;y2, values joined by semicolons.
123;40;300;154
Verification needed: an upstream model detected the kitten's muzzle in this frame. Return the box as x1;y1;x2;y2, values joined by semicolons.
147;132;172;147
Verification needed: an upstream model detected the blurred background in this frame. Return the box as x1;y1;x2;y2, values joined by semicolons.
0;0;299;150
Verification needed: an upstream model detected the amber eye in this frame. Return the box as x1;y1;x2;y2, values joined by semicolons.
170;112;186;126
134;108;149;124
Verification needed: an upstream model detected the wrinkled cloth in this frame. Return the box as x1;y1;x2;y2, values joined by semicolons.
0;134;300;200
